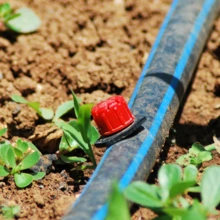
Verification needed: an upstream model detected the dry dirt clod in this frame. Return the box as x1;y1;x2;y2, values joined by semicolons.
29;125;63;154
33;193;45;207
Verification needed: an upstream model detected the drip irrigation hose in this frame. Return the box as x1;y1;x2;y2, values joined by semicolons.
63;0;220;219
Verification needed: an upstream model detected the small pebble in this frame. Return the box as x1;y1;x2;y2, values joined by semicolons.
0;182;6;187
59;182;68;191
39;184;44;189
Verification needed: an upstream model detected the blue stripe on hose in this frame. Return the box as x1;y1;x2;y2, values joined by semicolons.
92;0;215;219
120;0;215;188
128;0;179;108
72;0;179;211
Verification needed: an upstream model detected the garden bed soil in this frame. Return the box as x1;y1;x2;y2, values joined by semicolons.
0;0;219;219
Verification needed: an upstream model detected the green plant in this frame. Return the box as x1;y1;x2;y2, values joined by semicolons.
0;136;45;188
11;94;76;121
11;92;100;168
0;3;41;33
1;205;20;219
55;91;100;168
176;142;213;167
115;164;220;220
105;165;220;219
124;164;198;218
106;182;130;220
11;95;54;120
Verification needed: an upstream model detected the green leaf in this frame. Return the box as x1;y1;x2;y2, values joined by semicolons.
106;182;130;220
59;131;79;153
180;200;207;220
16;151;40;171
69;119;80;130
78;164;95;170
11;94;28;104
2;205;20;219
6;7;41;33
13;147;23;159
204;143;216;152
178;197;190;209
0;127;7;136
59;134;70;153
187;186;201;193
0;143;7;164
78;104;93;143
12;95;53;120
169;181;196;198
55;120;88;151
28;101;54;120
88;125;100;145
162;207;187;217
198;151;212;162
0;3;11;17
54;100;74;119
71;90;80;118
14;173;33;188
158;164;181;201
189;143;204;155
124;181;162;208
60;154;86;163
4;12;20;22
0;144;16;168
38;107;54;120
27;142;41;156
16;139;28;153
189;157;201;166
31;172;45;180
201;166;220;211
183;165;198;182
176;154;190;166
169;166;197;198
0;165;10;177
27;101;40;111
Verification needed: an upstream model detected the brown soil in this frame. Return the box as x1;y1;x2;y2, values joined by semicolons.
0;0;219;219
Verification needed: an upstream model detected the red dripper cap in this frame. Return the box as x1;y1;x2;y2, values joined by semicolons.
92;96;135;136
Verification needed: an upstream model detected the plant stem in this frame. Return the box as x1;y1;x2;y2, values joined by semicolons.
88;143;97;167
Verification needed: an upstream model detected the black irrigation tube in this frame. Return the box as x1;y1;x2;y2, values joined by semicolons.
63;0;220;219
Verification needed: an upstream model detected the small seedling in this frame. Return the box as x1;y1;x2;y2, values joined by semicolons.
55;91;100;168
11;95;54;120
124;164;198;215
0;136;45;188
0;3;41;33
11;92;100;168
107;165;220;219
176;142;213;167
11;94;77;121
1;205;20;219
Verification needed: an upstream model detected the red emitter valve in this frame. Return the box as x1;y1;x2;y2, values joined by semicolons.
92;96;134;136
92;96;146;147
